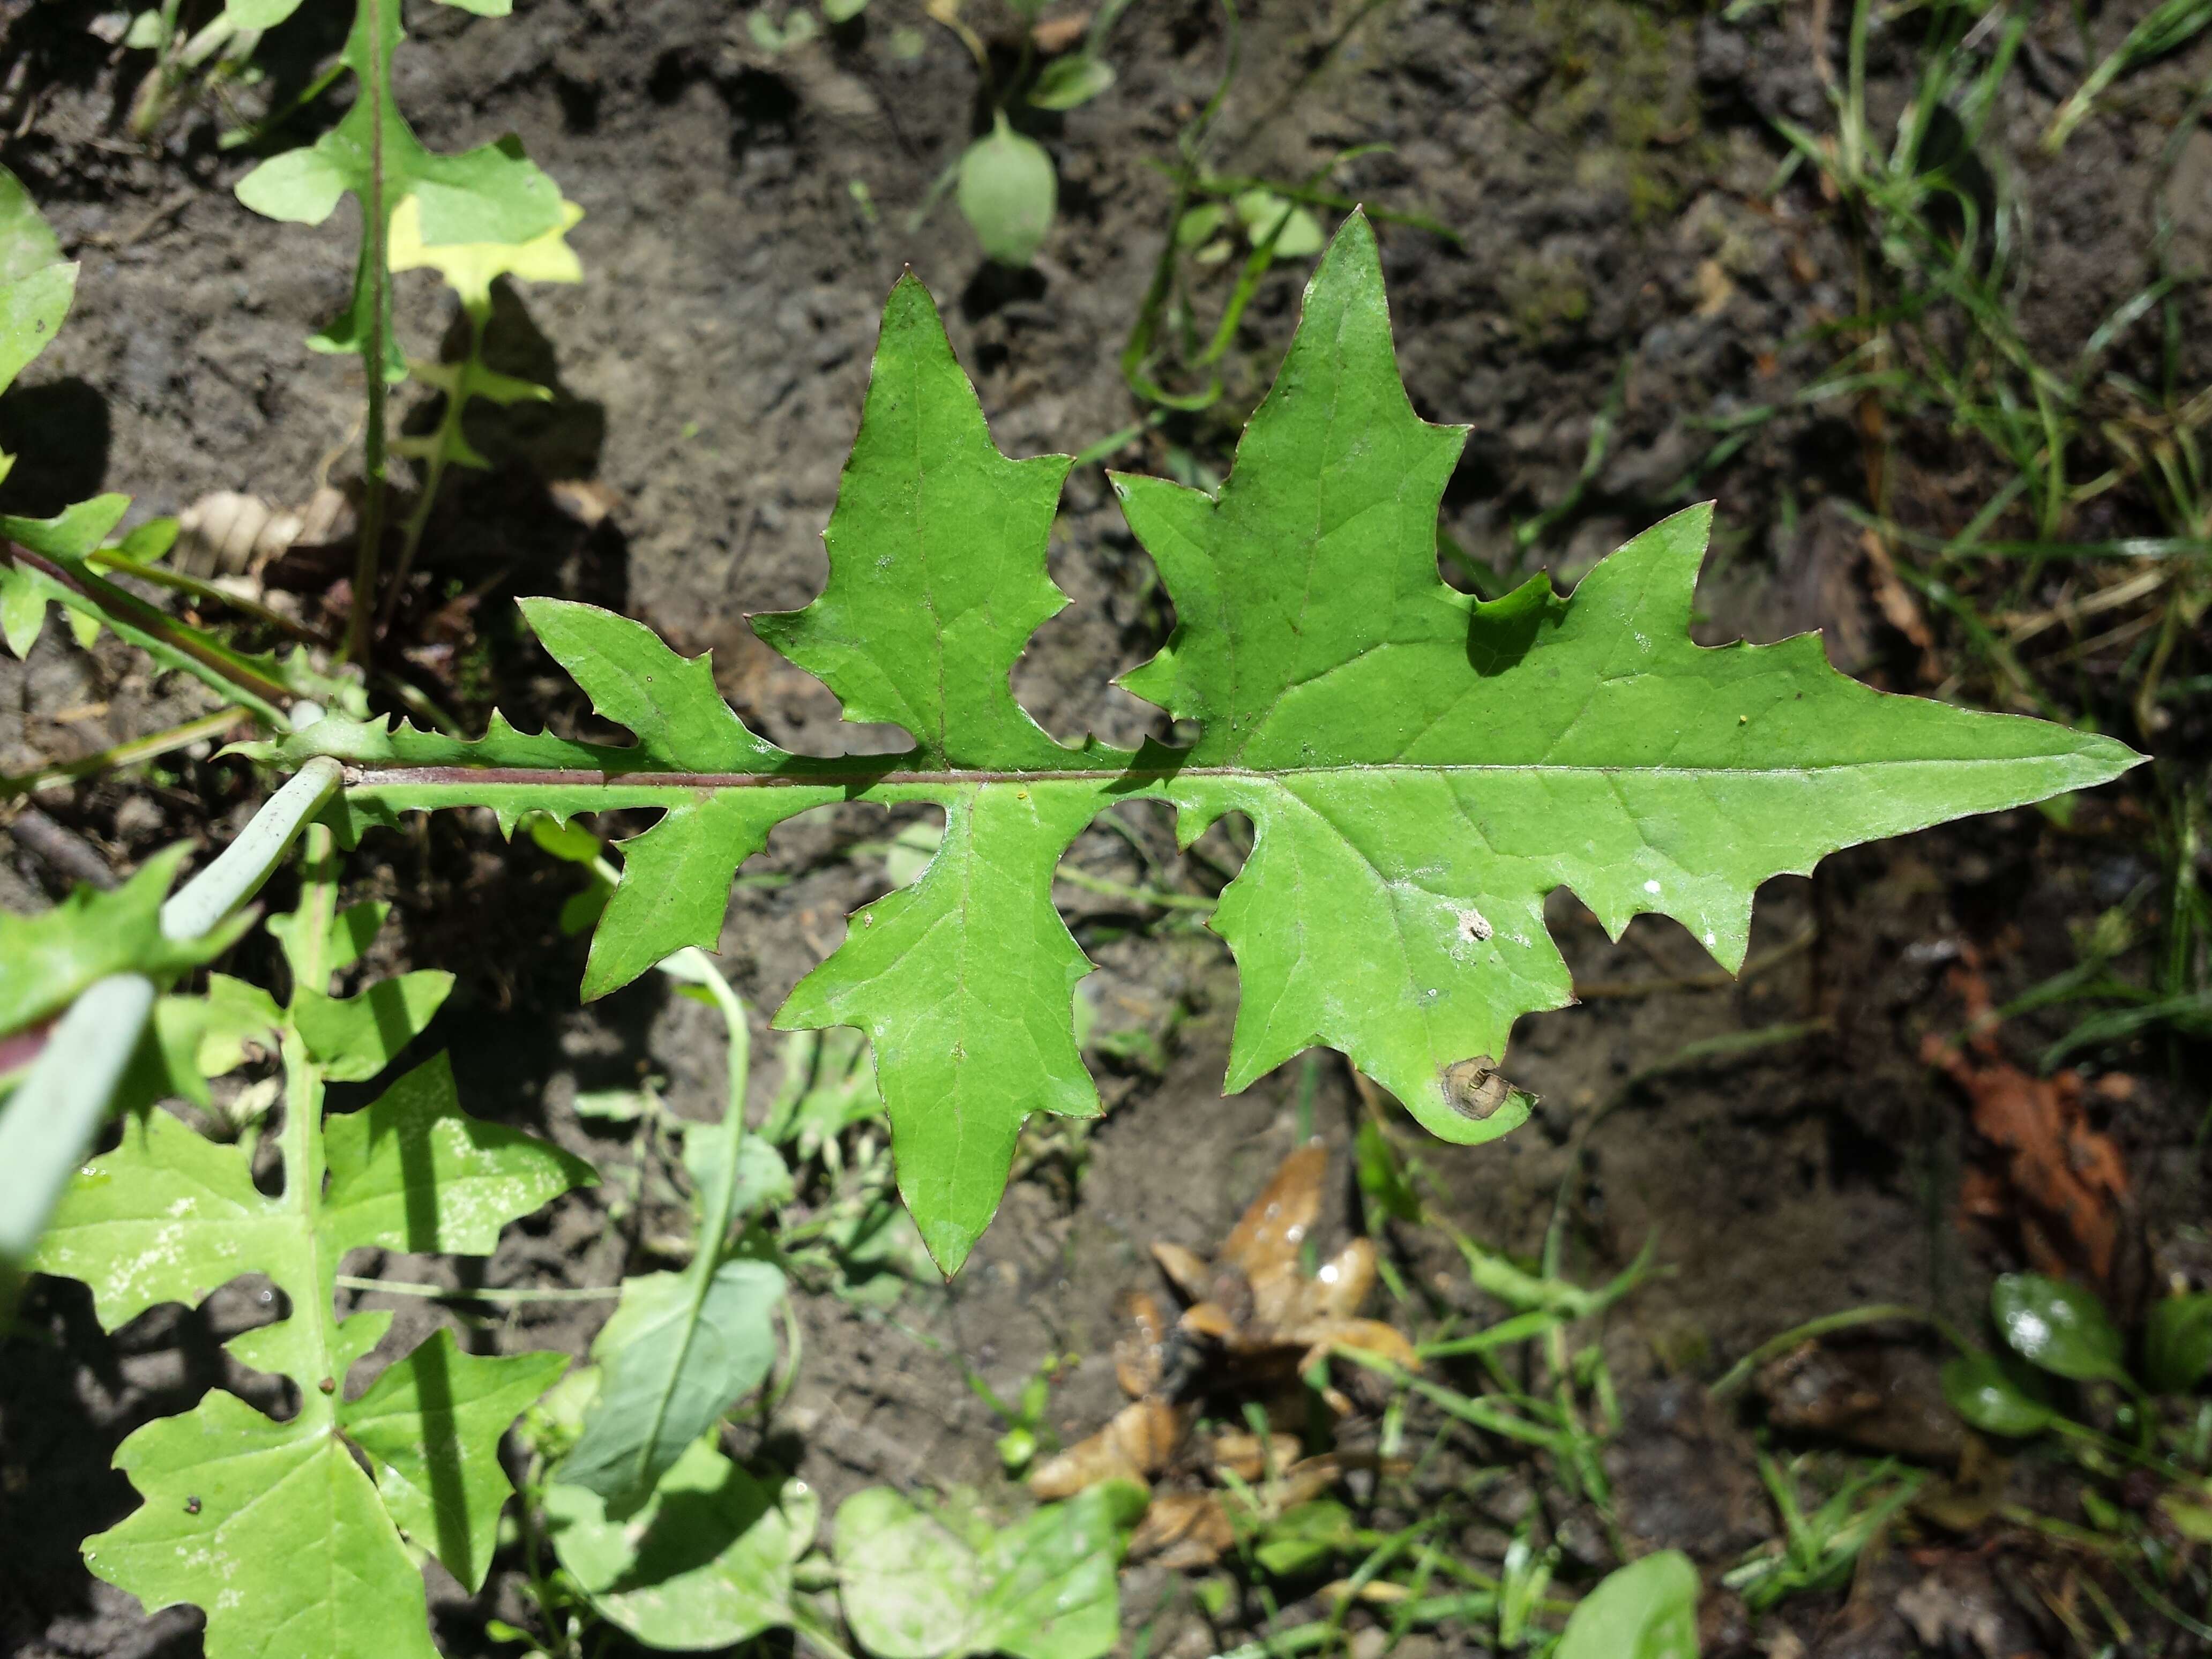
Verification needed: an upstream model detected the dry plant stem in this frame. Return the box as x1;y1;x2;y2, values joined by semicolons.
6;805;117;888
1708;1303;1969;1400
345;0;393;667
0;706;248;799
89;547;330;647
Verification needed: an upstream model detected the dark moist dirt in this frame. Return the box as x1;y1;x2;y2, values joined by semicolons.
3;1;2209;1656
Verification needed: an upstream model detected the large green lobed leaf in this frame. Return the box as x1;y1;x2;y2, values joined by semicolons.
32;1048;591;1649
266;213;2140;1275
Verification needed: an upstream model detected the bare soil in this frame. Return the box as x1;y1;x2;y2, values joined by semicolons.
3;1;2208;1656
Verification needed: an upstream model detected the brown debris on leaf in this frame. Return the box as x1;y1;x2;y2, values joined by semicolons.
1923;959;2133;1287
1030;1141;1417;1567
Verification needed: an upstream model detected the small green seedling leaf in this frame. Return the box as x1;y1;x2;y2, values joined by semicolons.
1232;189;1325;257
2144;1294;2212;1395
764;1026;884;1155
294;971;455;1081
823;0;870;21
1252;1498;1356;1576
233;3;562;370
1029;55;1116;110
1940;1351;2057;1438
958;115;1056;266
834;1481;1146;1659
547;1437;819;1648
1555;1550;1701;1659
748;8;821;51
558;1261;787;1503
1176;203;1228;249
1991;1272;2128;1384
0;847;254;1038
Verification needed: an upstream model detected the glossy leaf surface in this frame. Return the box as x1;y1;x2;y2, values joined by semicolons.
1940;1351;2057;1437
1991;1272;2128;1384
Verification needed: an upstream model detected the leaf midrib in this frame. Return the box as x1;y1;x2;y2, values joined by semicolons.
337;752;2104;794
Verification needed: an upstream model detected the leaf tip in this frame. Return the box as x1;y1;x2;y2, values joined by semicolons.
915;1215;975;1279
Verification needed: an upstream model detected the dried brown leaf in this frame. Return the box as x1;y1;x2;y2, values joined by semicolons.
1926;966;2131;1284
1127;1492;1234;1568
1220;1142;1326;1280
1293;1317;1421;1374
1150;1241;1213;1302
1027;1395;1184;1499
1114;1288;1167;1399
1207;1430;1299;1482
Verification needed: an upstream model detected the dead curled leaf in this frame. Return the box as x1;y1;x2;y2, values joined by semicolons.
1027;1395;1186;1499
1924;960;2131;1286
175;485;352;578
1031;1142;1418;1566
1126;1492;1235;1570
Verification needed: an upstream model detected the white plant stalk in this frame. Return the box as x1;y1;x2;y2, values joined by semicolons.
3;754;342;1276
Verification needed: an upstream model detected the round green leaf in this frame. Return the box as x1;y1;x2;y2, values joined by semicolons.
1991;1273;2127;1383
1556;1550;1701;1659
235;146;351;226
835;1489;980;1659
547;1439;817;1649
1029;55;1116;111
1940;1351;2057;1437
2144;1294;2212;1396
1232;189;1325;258
1175;204;1228;250
824;0;870;22
958;116;1057;266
